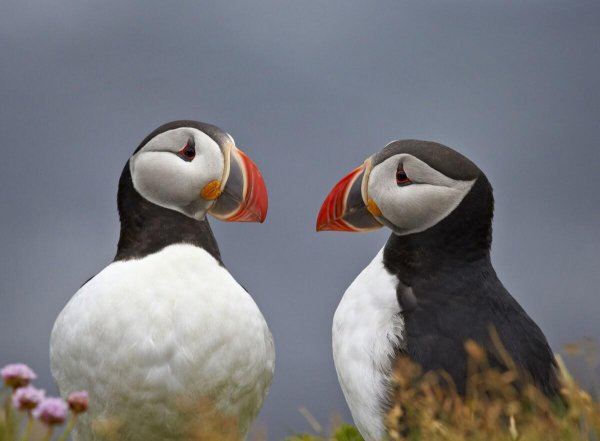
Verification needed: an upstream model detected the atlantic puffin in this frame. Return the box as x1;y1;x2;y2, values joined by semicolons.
317;140;557;441
50;121;274;441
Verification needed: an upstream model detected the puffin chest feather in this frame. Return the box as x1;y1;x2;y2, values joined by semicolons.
332;248;405;441
50;244;274;440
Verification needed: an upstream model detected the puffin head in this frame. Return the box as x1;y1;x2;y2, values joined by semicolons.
128;120;268;223
316;140;489;237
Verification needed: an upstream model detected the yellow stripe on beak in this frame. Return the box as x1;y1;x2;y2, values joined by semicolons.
200;180;222;200
366;198;382;217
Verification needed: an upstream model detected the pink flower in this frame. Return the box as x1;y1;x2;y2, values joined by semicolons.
67;391;89;413
33;397;68;425
1;363;37;388
12;385;46;411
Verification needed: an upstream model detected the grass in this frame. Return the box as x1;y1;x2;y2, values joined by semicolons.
2;340;598;441
284;424;364;441
288;338;598;441
381;340;599;441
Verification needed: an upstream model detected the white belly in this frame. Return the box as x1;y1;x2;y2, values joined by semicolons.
332;248;404;441
50;244;274;441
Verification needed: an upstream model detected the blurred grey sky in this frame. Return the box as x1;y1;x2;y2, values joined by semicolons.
1;1;599;438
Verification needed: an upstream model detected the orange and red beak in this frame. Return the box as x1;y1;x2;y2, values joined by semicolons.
208;146;268;223
316;160;383;232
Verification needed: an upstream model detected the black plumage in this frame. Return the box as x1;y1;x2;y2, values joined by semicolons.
114;163;222;263
380;145;558;395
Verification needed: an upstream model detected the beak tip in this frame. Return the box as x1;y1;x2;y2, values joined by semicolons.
257;193;268;223
315;207;329;232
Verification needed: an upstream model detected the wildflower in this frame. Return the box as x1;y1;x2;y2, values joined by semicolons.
67;390;89;413
1;363;37;388
11;385;46;411
33;397;68;425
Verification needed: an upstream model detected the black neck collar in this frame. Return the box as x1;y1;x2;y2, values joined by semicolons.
383;175;494;285
114;161;222;263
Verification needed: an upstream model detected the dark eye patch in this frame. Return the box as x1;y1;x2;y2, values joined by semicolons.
396;165;411;186
177;138;196;162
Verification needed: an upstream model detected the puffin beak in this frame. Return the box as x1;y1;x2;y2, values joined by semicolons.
208;146;268;223
316;160;383;232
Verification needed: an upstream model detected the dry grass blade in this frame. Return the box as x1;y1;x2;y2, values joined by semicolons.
386;340;599;441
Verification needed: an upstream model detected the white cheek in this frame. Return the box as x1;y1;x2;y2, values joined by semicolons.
130;146;224;214
368;154;475;235
132;153;195;207
375;182;474;234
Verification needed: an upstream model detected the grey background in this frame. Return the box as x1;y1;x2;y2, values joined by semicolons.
1;1;599;438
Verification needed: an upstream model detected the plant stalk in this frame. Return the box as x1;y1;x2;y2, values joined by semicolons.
56;414;77;441
19;413;34;441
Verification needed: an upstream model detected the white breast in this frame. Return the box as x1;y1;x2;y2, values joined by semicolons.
332;248;404;441
50;244;275;441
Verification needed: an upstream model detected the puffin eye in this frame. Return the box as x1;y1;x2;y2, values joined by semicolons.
396;166;411;186
177;140;196;162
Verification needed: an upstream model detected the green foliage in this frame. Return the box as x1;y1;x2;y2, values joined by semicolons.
285;424;364;441
331;424;364;441
285;435;321;441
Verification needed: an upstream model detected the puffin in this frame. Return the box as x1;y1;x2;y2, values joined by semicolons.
316;140;557;441
50;121;275;441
